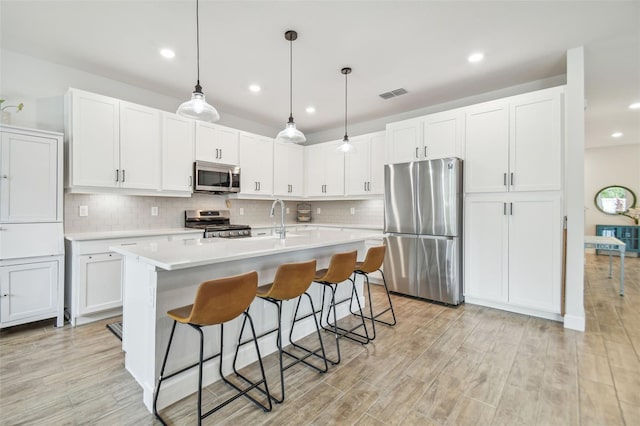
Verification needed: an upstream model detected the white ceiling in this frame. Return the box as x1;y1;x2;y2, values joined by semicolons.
1;1;639;148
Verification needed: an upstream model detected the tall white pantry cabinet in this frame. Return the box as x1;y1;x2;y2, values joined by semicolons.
0;125;65;328
463;86;564;320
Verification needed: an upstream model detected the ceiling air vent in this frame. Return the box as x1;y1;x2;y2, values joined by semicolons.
379;88;408;99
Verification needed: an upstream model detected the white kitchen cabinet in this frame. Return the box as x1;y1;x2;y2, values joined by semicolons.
305;141;344;197
195;122;239;165
345;131;385;195
273;141;304;196
465;87;563;193
78;252;122;315
464;194;562;318
239;132;274;195
119;101;161;190
66;89;120;188
0;127;62;222
162;112;194;193
386;110;462;164
0;256;64;328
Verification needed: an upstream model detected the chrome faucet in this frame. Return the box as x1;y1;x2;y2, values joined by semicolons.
269;198;286;240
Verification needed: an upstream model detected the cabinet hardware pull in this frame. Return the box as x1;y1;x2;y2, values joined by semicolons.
122;170;126;182
510;172;514;186
415;147;419;159
220;149;223;159
503;173;507;186
215;148;220;159
189;176;192;187
503;203;507;215
0;294;8;298
116;169;119;182
258;182;261;191
510;202;513;215
424;146;428;158
364;182;367;191
1;175;8;179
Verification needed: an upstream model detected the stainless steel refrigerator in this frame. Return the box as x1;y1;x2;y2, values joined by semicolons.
383;158;463;304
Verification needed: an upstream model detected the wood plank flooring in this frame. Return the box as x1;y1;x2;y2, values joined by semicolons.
1;253;638;425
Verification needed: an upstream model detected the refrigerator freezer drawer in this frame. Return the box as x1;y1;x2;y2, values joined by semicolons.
416;236;463;305
0;222;64;259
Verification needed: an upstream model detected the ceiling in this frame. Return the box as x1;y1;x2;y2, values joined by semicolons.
1;1;639;148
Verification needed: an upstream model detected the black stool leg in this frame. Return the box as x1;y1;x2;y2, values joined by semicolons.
321;279;370;345
153;320;177;426
288;293;331;370
378;269;397;326
350;271;377;339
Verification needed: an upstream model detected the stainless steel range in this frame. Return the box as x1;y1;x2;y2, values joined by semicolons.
184;210;251;238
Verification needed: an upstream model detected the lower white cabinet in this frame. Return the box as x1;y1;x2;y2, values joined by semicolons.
78;252;122;315
464;194;562;318
0;256;64;328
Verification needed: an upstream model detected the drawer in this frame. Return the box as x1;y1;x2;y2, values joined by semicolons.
0;223;63;259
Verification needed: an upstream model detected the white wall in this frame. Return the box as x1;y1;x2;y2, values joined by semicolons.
0;49;279;136
584;144;640;234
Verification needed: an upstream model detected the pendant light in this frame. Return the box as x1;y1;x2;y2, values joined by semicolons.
176;0;220;122
336;67;356;153
276;30;306;143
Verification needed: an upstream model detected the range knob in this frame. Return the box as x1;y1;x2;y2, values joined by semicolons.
230;231;239;237
219;231;229;238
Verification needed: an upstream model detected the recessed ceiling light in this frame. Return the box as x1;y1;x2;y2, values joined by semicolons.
611;132;623;138
160;48;175;59
248;84;261;93
306;106;316;114
629;102;640;110
468;52;484;63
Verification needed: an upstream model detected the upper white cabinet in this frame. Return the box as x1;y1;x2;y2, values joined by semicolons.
66;89;120;188
1;127;62;222
345;131;385;195
305;141;344;197
274;141;304;196
387;110;463;164
239;131;273;195
162;112;194;193
465;87;563;193
119;101;161;190
195;122;239;165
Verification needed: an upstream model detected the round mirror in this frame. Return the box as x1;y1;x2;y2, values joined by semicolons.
594;185;637;215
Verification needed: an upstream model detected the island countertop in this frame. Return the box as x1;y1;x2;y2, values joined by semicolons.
110;228;382;271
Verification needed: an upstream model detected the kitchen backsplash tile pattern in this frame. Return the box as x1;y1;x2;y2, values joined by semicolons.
64;194;384;233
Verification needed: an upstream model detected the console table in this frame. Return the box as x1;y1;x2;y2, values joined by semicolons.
584;235;625;296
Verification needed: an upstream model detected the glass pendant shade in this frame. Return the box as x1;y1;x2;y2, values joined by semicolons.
336;135;356;153
277;118;306;143
177;87;220;122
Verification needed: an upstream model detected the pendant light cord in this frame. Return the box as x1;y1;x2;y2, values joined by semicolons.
289;37;293;120
196;0;200;87
344;71;348;138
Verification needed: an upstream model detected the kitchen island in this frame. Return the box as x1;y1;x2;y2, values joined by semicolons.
110;228;381;412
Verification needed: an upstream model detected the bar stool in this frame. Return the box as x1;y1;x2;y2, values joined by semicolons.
311;250;370;365
350;245;397;340
153;271;271;426
234;260;328;403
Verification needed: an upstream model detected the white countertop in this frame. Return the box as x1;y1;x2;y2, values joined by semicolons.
110;229;381;271
250;222;384;231
65;228;203;241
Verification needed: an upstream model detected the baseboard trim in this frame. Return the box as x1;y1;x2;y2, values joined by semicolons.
563;314;585;331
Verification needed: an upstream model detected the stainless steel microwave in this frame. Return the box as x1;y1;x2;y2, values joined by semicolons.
193;161;240;193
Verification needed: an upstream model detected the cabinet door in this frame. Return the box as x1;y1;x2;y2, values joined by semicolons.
464;197;509;303
423;110;462;160
1;132;59;222
0;260;58;324
304;144;326;196
274;142;303;196
345;136;370;195
387;118;420;164
78;252;123;315
509;88;562;192
508;197;561;313
464;101;509;193
368;132;386;194
70;90;119;188
162;113;194;192
323;143;345;196
119;102;161;190
195;122;239;165
239;132;273;195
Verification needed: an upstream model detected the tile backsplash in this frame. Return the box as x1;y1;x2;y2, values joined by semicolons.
64;194;384;234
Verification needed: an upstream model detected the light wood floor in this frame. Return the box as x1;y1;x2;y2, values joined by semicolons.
1;254;638;425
